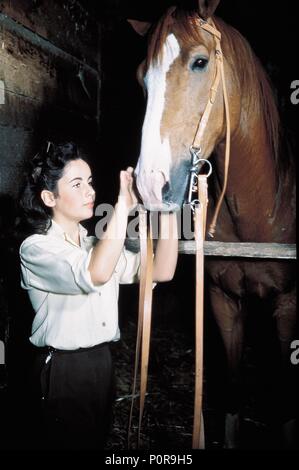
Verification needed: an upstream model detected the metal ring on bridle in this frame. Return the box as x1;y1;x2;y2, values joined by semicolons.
196;158;212;178
190;145;202;157
189;198;200;212
186;148;213;206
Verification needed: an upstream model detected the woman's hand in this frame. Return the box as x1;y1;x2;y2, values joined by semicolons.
118;167;138;213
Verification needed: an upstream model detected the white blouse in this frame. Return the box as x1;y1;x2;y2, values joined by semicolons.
19;220;140;350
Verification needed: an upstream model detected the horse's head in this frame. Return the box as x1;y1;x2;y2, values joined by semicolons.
129;0;237;212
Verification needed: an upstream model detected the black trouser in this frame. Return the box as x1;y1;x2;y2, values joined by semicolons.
33;342;115;450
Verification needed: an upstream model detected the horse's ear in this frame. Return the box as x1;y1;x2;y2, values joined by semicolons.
127;19;152;36
197;0;220;19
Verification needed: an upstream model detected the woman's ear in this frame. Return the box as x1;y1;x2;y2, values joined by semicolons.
41;190;56;208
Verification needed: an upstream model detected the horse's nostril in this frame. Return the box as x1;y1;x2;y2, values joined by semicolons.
162;181;172;201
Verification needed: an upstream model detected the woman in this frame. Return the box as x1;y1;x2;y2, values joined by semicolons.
19;141;178;450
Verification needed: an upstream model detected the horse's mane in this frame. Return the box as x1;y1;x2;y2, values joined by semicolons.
146;7;282;174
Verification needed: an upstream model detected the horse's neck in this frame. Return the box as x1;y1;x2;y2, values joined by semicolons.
213;120;293;242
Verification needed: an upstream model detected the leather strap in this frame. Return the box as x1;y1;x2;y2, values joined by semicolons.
207;29;231;236
192;24;222;149
128;207;154;448
138;214;154;447
192;19;231;238
192;175;208;449
129;187;208;449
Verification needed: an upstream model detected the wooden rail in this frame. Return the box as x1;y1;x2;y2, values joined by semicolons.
179;241;296;259
126;239;296;260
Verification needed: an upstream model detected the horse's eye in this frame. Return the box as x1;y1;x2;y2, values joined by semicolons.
191;57;209;71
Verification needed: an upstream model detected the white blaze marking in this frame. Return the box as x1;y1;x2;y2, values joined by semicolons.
136;34;180;197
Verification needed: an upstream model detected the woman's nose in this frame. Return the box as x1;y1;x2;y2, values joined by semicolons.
86;184;95;197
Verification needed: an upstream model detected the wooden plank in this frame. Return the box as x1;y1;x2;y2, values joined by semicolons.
0;1;99;68
0;163;27;196
0;4;101;197
125;239;296;260
0;120;98;196
180;241;296;259
0;126;33;195
0;88;97;130
0;25;98;119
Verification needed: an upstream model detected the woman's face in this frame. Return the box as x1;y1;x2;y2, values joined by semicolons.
53;158;96;223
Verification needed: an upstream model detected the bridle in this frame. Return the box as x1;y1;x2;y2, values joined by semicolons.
128;15;231;450
187;18;231;237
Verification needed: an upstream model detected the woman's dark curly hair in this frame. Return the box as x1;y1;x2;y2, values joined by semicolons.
19;141;88;235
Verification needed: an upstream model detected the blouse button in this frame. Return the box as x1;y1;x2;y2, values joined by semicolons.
102;322;106;327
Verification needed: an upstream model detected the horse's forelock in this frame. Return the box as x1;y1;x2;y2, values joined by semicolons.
146;8;205;69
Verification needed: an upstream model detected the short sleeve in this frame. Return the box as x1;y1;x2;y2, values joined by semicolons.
117;248;141;284
20;235;101;295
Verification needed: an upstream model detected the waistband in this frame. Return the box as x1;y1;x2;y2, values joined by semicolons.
35;342;109;355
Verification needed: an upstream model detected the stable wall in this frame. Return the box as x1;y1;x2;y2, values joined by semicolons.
0;0;101;196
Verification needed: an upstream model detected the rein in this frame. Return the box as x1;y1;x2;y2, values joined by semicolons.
128;16;230;450
128;207;154;449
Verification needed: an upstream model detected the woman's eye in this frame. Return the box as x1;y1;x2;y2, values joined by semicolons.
191;57;209;71
88;180;93;186
73;182;81;188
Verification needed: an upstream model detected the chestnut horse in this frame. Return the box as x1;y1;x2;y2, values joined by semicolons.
129;0;296;448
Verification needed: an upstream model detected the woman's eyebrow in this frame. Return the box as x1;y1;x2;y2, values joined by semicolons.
68;175;92;183
68;177;82;183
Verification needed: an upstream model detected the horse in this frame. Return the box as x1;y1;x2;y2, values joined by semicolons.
128;0;296;448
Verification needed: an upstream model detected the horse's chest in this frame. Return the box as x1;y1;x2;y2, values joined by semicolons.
206;260;292;300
